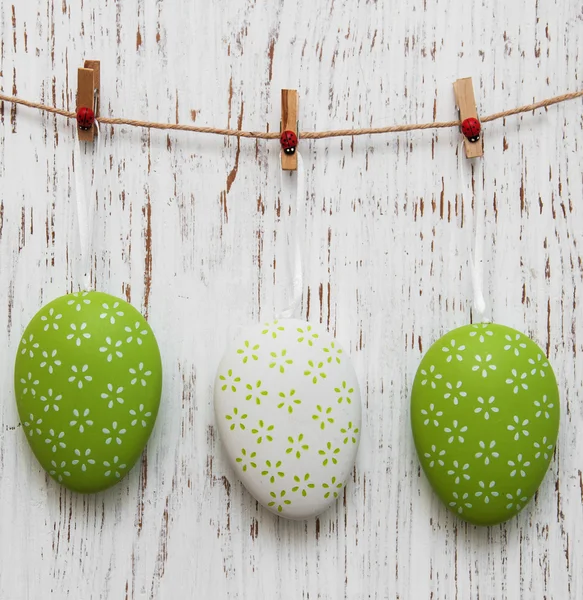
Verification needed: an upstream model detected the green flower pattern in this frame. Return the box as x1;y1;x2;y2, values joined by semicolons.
245;380;268;405
268;489;291;513
14;291;162;494
411;323;560;526
261;460;284;483
269;350;293;373
286;433;309;458
277;389;301;414
235;448;257;472
251;419;274;443
216;319;361;518
312;405;334;429
292;473;315;496
237;340;260;364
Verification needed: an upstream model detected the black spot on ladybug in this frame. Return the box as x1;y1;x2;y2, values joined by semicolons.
280;129;298;153
76;106;96;131
461;117;481;143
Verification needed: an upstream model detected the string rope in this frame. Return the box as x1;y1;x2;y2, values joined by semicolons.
0;89;581;140
277;152;305;319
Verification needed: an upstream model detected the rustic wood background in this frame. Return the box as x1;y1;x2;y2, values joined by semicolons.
1;1;582;598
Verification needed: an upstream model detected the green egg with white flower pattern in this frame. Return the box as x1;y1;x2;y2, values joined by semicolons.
411;322;559;526
14;291;162;493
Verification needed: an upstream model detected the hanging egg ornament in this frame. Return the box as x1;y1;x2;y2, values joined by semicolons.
461;117;481;143
76;106;96;131
280;130;298;155
14;291;163;493
214;319;361;519
411;322;559;525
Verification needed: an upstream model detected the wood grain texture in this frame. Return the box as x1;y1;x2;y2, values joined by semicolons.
77;60;99;142
281;88;298;170
453;77;483;158
0;1;582;598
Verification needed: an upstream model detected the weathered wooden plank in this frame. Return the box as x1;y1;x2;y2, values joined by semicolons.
0;0;581;599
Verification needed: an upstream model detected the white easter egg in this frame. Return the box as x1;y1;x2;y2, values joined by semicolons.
214;319;361;519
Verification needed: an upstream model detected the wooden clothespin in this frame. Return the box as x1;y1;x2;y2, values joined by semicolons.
280;89;299;171
76;60;100;142
453;77;483;159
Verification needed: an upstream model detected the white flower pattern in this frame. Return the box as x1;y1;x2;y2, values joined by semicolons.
471;354;497;377
66;322;91;346
534;395;554;419
68;364;93;389
67;292;91;312
475;480;499;503
506;488;529;510
503;333;527;356
103;456;127;478
474;396;499;420
69;408;94;433
19;372;39;396
469;324;494;343
528;354;549;377
99;337;124;362
72;449;95;471
443;381;467;405
39;389;62;412
423;445;446;468
129;404;152;427
44;429;66;453
40;349;61;374
534;437;554;460
20;334;39;358
441;339;466;363
420;403;443;426
49;460;71;482
40;308;62;331
449;491;472;514
129;363;152;387
23;413;43;437
475;440;499;465
102;421;127;445
100;301;125;324
124;322;149;345
420;365;442;389
506;369;528;393
444;420;468;444
101;384;125;408
508;453;531;478
447;460;470;484
507;416;530;441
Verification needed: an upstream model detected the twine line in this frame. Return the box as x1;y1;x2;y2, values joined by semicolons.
0;89;582;140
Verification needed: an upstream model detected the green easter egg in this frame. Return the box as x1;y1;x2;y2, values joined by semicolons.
411;323;559;525
14;291;162;493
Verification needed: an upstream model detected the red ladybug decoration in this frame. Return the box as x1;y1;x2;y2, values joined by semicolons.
280;130;298;155
76;106;95;131
461;117;481;143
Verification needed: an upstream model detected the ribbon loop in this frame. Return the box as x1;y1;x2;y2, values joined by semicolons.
277;151;305;319
73;125;101;290
459;145;488;323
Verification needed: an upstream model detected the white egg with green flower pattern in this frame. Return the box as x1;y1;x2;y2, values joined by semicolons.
214;319;362;519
